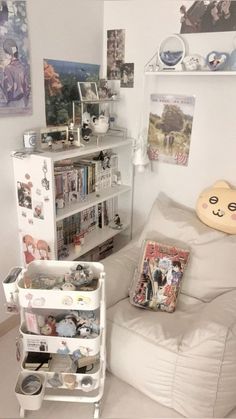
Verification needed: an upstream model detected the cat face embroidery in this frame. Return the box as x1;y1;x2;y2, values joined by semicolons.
196;180;236;234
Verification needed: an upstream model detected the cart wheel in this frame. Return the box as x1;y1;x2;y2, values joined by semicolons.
19;407;25;418
93;401;100;419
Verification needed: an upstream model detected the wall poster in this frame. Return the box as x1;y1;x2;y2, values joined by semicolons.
107;29;125;80
43;59;100;126
178;0;236;33
0;1;32;115
147;93;195;167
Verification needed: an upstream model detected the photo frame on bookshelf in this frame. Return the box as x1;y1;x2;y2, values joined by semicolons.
69;191;79;204
97;79;112;99
78;82;99;102
40;126;69;150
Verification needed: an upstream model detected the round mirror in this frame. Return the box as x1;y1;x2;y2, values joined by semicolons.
158;35;185;68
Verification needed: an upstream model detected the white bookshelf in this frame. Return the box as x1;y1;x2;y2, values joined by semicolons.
12;136;133;264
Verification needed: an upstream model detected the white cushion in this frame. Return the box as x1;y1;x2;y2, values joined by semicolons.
107;291;236;418
138;192;236;301
102;242;140;308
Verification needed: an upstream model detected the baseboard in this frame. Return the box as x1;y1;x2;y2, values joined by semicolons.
0;314;19;337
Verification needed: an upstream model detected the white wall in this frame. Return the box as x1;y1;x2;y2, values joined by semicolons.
103;0;236;231
0;0;104;322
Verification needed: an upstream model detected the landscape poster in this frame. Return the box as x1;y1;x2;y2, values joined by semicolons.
44;59;100;126
147;93;195;166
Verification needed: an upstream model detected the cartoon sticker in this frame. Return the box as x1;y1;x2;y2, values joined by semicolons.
33;200;44;220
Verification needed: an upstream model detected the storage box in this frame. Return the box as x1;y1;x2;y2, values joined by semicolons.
21;353;101;391
20;322;100;355
17;260;104;310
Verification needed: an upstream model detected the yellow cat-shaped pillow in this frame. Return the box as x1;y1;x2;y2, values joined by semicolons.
196;180;236;234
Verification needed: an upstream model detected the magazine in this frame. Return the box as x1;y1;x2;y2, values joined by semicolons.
130;240;190;312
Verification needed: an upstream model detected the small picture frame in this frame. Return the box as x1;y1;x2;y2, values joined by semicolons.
97;79;112;99
40;126;68;150
69;191;79;204
25;311;40;334
78;82;99;102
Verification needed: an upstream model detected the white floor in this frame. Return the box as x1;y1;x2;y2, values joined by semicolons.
1;327;236;419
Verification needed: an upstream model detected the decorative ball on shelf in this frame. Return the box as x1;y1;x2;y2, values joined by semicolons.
206;51;229;71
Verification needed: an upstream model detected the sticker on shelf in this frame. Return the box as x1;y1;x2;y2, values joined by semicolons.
57;341;70;355
22;234;51;265
33;200;44;220
33;297;46;307
41;160;50;190
26;338;48;352
77;295;91;307
61;295;73;306
17;180;32;209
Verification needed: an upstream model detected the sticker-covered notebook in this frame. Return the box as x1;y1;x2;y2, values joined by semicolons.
130;240;190;313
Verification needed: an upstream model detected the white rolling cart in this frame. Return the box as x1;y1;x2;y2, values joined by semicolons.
3;260;106;419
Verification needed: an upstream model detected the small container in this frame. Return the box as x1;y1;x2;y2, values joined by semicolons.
23;131;37;150
15;371;46;411
63;374;77;390
81;376;94;392
20;374;42;395
2;266;22;305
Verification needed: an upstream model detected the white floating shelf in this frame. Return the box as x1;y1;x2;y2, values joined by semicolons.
40;137;132;162
145;71;236;76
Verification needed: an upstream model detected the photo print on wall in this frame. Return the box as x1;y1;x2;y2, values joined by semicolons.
0;1;32;116
120;63;134;88
178;0;236;33
107;29;125;80
147;93;195;166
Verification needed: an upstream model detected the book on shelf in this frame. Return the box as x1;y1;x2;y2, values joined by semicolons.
56;197;118;255
54;152;119;206
24;352;51;371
